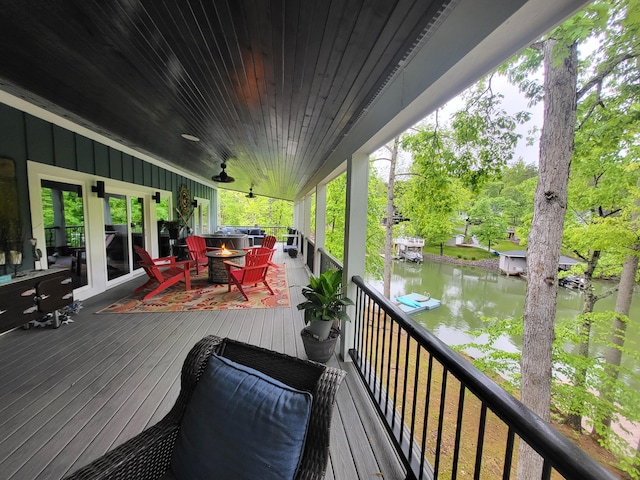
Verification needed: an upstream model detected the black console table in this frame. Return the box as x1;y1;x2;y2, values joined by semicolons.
0;269;74;333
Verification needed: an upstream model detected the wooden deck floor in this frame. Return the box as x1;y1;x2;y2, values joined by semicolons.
0;249;405;480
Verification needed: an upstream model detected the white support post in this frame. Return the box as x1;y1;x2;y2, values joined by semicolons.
302;195;312;260
314;184;327;276
293;201;301;231
341;151;369;361
212;188;219;232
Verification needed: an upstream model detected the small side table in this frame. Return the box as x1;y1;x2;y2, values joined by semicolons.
172;244;189;261
205;250;247;284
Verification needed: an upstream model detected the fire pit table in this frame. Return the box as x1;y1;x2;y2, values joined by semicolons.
205;249;247;284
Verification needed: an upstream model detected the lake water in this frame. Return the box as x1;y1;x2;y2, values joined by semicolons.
366;259;640;384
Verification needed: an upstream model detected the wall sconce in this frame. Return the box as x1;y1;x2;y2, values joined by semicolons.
152;191;161;203
91;180;105;198
191;199;198;208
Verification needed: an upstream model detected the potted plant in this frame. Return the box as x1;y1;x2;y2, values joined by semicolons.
161;220;181;240
296;269;354;363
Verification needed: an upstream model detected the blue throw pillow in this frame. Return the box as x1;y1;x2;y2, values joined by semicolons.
171;354;313;480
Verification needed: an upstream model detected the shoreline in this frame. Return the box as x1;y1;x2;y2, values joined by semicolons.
421;252;501;273
422;252;620;283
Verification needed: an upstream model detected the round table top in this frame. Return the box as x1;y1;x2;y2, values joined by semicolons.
205;249;247;259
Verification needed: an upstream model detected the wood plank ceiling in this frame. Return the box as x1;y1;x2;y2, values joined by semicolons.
0;0;451;200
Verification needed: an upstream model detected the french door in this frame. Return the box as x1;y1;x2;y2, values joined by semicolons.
40;179;89;289
29;161;169;299
104;193;147;281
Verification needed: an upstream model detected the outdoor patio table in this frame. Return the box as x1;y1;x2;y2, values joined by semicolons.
206;249;247;284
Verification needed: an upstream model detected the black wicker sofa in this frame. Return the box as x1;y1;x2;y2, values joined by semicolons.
63;336;346;480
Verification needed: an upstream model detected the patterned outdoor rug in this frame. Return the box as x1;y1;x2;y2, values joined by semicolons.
97;265;290;313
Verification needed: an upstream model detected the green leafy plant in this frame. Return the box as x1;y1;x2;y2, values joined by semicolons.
296;269;354;323
160;220;181;231
458;312;640;478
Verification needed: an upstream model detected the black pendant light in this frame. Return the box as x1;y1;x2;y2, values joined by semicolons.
212;162;234;183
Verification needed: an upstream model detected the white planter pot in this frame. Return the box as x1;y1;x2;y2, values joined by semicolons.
305;319;333;341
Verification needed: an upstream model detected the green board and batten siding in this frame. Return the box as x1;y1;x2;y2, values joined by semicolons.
0;102;215;231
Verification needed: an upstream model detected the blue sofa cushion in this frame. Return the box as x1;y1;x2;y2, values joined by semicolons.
171;354;313;480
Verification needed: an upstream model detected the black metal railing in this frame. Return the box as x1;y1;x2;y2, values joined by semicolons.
318;248;342;274
349;276;616;480
44;225;85;248
220;225;290;239
306;238;315;271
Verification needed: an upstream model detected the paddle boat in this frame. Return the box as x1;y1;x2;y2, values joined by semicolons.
394;292;441;314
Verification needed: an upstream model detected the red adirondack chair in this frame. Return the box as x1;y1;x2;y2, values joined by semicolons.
246;235;279;269
185;235;219;275
133;245;192;300
261;235;276;249
224;247;274;301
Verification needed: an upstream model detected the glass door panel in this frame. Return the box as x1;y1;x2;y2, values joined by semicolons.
193;199;210;234
105;194;130;281
41;180;88;288
201;203;209;233
130;197;145;270
156;196;171;257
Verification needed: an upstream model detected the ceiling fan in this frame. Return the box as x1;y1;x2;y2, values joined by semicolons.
246;187;256;199
211;162;234;183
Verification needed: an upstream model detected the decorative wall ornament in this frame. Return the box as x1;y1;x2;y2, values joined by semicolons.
178;185;191;218
175;185;195;235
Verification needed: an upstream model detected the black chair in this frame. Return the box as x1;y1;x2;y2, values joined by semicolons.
284;227;298;252
64;336;346;480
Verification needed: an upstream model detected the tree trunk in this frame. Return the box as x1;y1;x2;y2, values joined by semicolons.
602;176;640;431
599;254;638;431
383;137;399;299
518;38;577;480
566;250;600;431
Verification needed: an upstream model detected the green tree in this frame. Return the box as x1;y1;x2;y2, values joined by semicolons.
218;190;293;228
468;197;512;255
560;100;637;430
323;170;386;278
459;311;640;477
366;169;387;279
400;80;527;253
475;160;538;231
325;174;347;261
502;1;640;476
